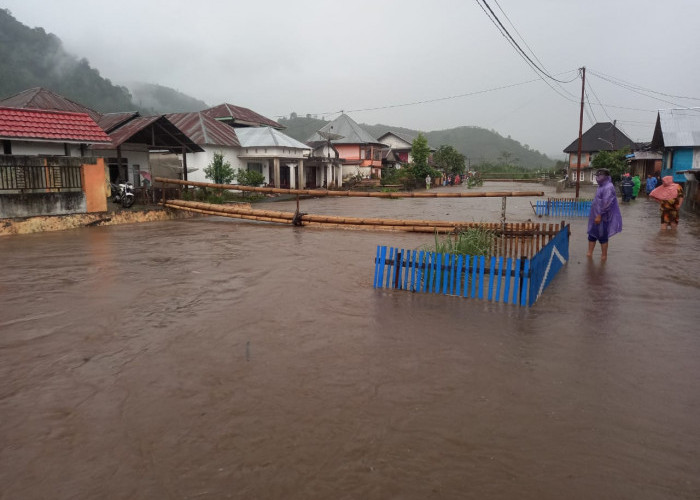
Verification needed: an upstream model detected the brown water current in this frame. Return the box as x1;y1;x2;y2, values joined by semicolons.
1;182;699;499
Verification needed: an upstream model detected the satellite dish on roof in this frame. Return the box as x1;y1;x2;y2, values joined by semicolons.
318;130;344;141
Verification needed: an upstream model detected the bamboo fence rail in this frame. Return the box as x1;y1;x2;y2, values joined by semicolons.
154;177;544;199
162;200;564;259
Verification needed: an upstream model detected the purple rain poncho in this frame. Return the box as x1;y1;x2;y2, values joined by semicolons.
588;175;622;240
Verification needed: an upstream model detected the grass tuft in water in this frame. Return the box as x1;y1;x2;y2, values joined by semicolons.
426;227;494;257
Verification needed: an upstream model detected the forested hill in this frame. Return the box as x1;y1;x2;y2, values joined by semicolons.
0;8;135;112
0;9;206;115
127;82;209;113
278;117;555;169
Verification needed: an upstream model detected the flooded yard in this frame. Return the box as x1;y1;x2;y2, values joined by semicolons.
1;183;699;499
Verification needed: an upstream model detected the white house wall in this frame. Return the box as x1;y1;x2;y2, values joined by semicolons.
185;147;245;184
94;144;150;185
379;135;411;149
11;140;80;156
342;165;371;179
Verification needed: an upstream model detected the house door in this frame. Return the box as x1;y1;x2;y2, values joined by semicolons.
280;166;290;189
108;158;128;183
305;167;316;188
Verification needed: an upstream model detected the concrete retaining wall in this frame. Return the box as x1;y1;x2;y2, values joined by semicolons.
0;192;87;218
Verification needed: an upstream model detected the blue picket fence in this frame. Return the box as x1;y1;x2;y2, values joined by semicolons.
535;198;591;217
373;225;569;307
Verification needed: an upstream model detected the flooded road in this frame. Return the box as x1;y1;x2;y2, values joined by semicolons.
1;183;699;499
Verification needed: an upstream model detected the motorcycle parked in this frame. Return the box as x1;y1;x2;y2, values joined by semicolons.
110;182;135;208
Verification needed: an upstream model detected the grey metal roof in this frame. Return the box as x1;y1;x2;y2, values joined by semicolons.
307;114;385;145
202;103;283;129
377;130;416;146
653;109;700;148
563;122;636;153
166;112;241;147
0;87;103;122
235;126;310;150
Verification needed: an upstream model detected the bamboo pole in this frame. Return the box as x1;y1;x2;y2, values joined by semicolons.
154;177;544;199
162;199;560;256
164;199;511;229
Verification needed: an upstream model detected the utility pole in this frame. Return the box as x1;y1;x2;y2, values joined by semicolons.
575;66;586;199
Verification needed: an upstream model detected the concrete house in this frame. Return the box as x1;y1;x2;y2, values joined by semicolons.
0;106;111;217
377;131;415;167
563;122;636;184
307;114;386;183
167;111;310;188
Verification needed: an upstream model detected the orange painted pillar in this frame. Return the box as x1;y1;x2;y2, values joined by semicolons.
82;158;108;213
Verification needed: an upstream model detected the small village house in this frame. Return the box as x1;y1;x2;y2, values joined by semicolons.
651;108;700;210
167;111;311;188
0;106;111;217
307;114;386;184
563;122;636;184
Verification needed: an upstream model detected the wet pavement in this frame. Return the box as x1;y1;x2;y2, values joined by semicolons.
1;182;699;499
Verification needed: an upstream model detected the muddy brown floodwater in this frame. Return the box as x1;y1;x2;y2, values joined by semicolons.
1;182;699;500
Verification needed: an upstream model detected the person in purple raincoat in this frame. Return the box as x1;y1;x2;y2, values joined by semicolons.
587;168;623;260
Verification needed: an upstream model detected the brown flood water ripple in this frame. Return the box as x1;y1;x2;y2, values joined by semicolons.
1;183;699;499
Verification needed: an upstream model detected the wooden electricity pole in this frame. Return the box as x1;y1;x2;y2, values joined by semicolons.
575;66;586;199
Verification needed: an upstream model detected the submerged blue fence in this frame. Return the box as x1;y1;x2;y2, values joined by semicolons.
373;225;569;307
535;198;591;217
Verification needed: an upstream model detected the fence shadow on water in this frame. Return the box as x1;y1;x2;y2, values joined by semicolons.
373;224;570;307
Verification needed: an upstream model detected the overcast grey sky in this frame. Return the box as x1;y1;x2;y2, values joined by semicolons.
4;0;700;158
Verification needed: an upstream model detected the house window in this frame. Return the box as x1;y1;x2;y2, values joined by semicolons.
571;171;577;182
2;140;11;155
247;162;263;173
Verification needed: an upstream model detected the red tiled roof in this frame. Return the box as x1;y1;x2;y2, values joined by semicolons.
0;107;111;143
202;103;283;129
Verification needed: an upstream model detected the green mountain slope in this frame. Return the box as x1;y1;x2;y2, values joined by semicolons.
128;82;209;113
0;8;135;112
0;9;207;116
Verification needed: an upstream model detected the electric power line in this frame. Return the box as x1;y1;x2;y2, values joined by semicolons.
476;0;577;85
589;68;700;102
283;73;578;119
588;69;700;110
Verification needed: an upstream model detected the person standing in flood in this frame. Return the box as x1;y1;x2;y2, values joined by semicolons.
632;174;641;200
587;168;623;260
621;173;634;202
645;174;658;196
649;175;684;229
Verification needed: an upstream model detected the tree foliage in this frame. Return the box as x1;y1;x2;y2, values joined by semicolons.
204;152;235;184
407;133;437;180
432;145;466;176
235;168;265;187
591;148;630;182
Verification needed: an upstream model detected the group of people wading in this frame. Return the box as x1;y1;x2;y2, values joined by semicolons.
587;169;684;260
